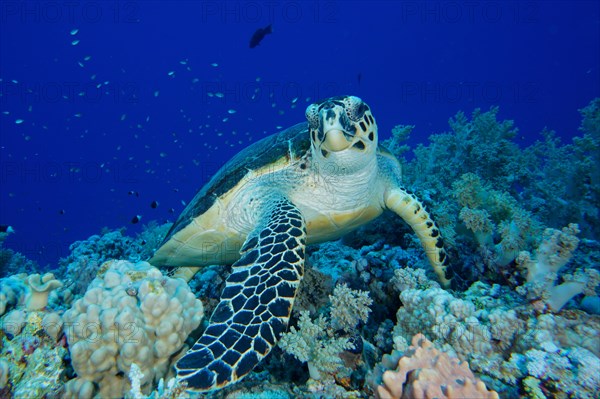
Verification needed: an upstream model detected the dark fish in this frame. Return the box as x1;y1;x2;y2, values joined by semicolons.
0;225;15;233
131;215;142;224
249;24;272;48
357;73;362;85
59;209;66;215
169;208;175;214
128;190;139;197
150;200;159;209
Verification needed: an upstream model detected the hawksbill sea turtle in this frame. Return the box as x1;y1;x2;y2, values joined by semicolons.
149;95;451;391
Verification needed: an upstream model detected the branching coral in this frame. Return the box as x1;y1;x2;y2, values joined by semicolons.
453;172;543;268
279;284;372;382
518;343;600;399
329;283;372;332
0;231;39;279
520;99;600;238
58;223;172;296
384;99;600;289
278;310;353;381
404;106;525;194
390;267;440;292
0;275;27;316
391;283;527;387
376;333;498;399
516;224;600;311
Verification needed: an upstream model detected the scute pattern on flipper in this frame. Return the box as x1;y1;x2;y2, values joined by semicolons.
175;196;306;391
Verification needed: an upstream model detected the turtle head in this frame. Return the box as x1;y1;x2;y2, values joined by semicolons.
306;95;378;161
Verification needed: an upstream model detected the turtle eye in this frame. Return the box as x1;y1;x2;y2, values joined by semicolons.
344;97;368;122
305;104;320;128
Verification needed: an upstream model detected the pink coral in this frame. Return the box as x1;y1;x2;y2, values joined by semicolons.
376;334;498;399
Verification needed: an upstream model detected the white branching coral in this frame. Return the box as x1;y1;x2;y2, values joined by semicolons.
329;283;373;332
279;310;353;380
391;267;440;292
279;285;373;381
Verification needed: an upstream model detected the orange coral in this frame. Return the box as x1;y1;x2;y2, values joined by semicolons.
376;334;499;399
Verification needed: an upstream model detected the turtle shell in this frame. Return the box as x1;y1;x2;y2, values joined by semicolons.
159;122;310;246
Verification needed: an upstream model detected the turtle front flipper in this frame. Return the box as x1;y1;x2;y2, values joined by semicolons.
385;187;452;287
175;196;306;391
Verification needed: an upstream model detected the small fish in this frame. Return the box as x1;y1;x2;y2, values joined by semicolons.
150;200;159;209
357;73;362;85
0;225;15;234
169;208;175;214
59;209;66;215
128;190;139;197
131;215;142;224
249;24;272;48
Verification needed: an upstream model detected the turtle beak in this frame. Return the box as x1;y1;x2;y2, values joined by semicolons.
321;112;354;152
322;128;352;152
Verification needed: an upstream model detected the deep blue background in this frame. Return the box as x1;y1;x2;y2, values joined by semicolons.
1;1;599;266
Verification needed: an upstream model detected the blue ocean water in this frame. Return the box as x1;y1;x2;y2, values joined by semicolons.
1;1;598;266
1;2;600;398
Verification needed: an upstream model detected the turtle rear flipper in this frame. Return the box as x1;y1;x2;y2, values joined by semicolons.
175;196;306;391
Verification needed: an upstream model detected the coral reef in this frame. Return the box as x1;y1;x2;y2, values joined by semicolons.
0;272;63;316
62;259;203;398
0;235;39;280
1;99;599;398
0;307;67;398
24;272;63;310
376;334;498;399
279;310;354;381
0;275;27;316
329;283;373;332
385;100;600;287
57;223;172;296
279;284;371;378
453;172;543;269
516;224;600;311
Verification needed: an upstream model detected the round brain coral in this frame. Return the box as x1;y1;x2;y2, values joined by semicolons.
63;260;204;397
